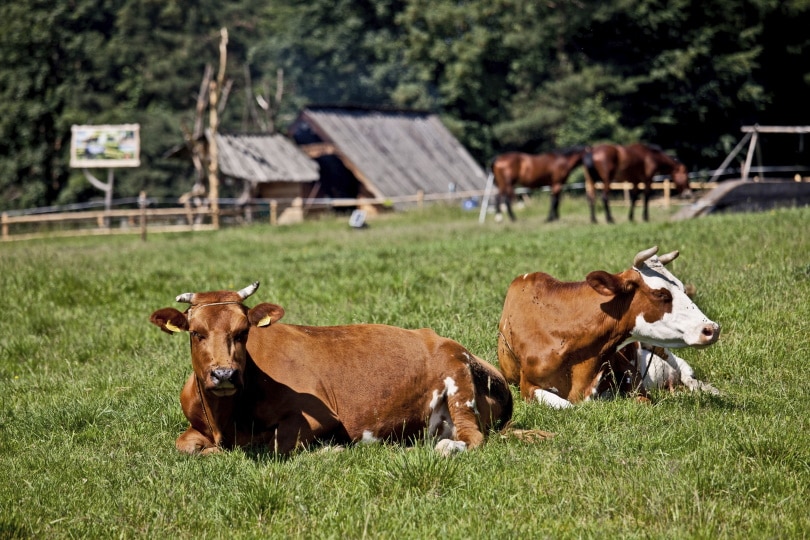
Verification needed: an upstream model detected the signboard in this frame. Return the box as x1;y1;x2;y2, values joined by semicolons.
70;124;140;168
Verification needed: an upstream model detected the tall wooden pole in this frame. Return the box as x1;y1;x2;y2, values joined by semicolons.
207;28;228;229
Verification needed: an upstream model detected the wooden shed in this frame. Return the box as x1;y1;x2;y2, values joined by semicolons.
167;131;320;224
288;105;487;208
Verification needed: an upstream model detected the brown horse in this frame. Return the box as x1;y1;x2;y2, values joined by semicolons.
583;143;691;223
491;147;587;222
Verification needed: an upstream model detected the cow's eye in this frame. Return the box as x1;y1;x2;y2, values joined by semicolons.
652;289;672;302
234;330;249;344
190;331;205;341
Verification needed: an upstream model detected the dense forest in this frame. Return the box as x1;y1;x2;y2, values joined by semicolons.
1;0;809;211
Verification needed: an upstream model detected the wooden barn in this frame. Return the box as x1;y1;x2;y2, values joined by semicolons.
288;105;487;209
215;132;320;200
167;131;320;224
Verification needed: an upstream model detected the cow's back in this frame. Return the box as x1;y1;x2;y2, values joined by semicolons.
246;322;499;444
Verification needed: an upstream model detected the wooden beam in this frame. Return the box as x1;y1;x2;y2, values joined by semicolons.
299;142;337;158
741;126;810;134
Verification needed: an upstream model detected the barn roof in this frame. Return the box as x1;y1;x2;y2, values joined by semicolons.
215;132;319;184
290;106;486;198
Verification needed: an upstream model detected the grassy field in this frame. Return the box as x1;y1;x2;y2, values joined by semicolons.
1;194;808;539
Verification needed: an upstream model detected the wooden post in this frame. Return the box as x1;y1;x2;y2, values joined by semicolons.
1;212;8;241
663;179;671;209
206;28;228;230
417;189;424;209
208;78;220;229
270;200;278;225
139;191;147;242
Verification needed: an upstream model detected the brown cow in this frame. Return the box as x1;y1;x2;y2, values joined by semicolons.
150;282;513;455
497;246;720;408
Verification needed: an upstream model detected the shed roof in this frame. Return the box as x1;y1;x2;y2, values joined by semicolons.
215;132;319;184
291;106;486;198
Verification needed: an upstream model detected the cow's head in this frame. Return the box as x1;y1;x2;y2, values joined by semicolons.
585;246;720;349
150;281;285;397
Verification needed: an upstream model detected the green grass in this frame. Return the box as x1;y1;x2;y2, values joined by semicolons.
1;194;808;539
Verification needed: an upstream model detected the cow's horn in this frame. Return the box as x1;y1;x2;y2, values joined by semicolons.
658;250;679;265
237;281;260;300
175;292;194;303
633;246;659;268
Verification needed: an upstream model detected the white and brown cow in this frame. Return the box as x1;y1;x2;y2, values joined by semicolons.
497;246;720;408
150;282;513;455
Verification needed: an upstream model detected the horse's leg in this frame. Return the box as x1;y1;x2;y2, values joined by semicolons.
642;182;652;221
505;194;517;222
628;185;640;222
602;185;614;224
494;192;504;223
585;175;598;223
547;183;561;222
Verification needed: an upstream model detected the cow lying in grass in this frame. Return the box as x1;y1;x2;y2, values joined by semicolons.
497;246;720;408
150;282;513;455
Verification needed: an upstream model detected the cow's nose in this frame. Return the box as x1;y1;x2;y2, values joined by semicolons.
700;323;720;344
211;368;238;386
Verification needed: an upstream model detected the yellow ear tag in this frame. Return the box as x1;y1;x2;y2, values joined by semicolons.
256;315;273;327
165;321;184;333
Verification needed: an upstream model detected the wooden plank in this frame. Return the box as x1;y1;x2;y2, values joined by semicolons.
741;126;810;134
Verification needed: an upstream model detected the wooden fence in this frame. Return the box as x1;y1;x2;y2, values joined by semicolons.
1;181;712;242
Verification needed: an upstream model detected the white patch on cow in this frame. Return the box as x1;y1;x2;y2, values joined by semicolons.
429;389;442;410
465;399;475;409
444;376;458;396
630;258;719;348
639;346;720;394
534;389;573;409
360;430;380;444
435;438;467;456
429;392;455;441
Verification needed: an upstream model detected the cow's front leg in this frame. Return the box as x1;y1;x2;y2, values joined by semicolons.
519;368;573;409
176;427;219;455
534;389;573;409
432;366;486;455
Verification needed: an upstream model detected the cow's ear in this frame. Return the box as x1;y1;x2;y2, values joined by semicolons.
586;271;626;296
248;303;285;327
150;308;189;334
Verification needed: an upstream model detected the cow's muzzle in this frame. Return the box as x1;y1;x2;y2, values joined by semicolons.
695;322;720;347
208;367;241;397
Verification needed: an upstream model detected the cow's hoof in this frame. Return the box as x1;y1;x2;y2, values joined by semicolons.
434;439;467;456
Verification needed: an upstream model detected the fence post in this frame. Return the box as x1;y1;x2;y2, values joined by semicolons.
1;212;7;241
417;190;424;209
663;179;671;209
139;191;147;242
270;200;278;226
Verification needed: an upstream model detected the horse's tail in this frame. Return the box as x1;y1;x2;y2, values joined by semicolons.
582;149;601;183
487;155;499;173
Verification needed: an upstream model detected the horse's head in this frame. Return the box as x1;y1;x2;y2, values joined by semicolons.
672;162;691;197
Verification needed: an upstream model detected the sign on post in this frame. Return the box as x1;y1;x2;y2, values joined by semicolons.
70;124;140;168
